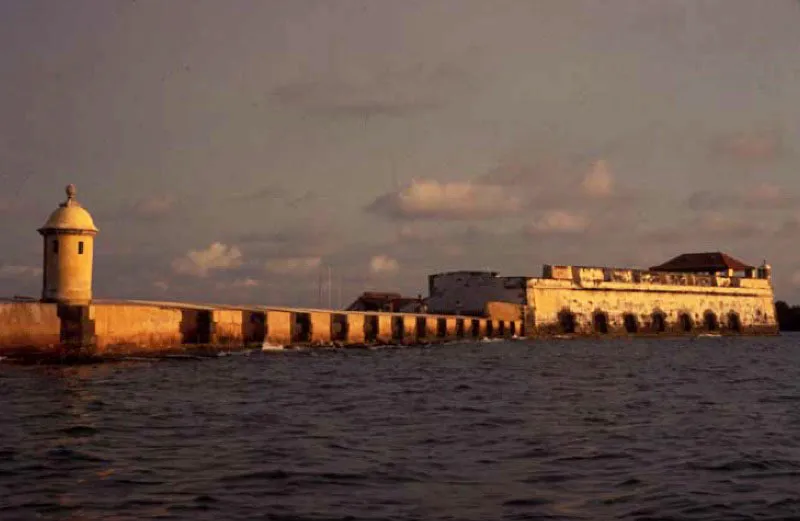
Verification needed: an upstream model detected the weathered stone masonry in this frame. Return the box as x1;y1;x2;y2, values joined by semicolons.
0;301;521;360
428;257;778;337
528;266;777;336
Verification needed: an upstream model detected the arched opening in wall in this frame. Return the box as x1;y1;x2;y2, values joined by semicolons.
704;311;719;332
331;313;348;342
498;321;506;337
364;315;378;342
436;318;447;338
593;311;609;335
292;312;312;343
679;313;693;333
470;319;481;338
392;316;404;342
485;320;494;337
623;313;638;334
727;312;742;333
651;311;667;333
456;319;465;338
509;321;516;337
558;309;576;334
416;316;427;339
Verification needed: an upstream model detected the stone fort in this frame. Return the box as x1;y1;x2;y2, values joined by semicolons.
427;253;778;336
0;186;780;361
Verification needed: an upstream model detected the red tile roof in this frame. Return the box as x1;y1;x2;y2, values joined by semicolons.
649;252;754;273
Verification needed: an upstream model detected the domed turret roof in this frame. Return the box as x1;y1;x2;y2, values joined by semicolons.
38;184;98;234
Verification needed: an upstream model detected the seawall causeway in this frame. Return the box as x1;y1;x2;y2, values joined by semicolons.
0;299;778;364
0;300;523;363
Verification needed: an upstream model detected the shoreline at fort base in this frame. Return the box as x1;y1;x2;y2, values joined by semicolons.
0;186;780;363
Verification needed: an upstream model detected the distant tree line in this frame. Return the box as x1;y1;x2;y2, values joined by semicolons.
775;301;800;331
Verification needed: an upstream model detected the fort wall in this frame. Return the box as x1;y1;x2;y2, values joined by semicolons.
528;274;777;336
0;300;517;361
427;263;778;337
0;302;61;356
92;304;184;354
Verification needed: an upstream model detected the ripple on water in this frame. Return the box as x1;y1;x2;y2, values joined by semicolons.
1;336;800;520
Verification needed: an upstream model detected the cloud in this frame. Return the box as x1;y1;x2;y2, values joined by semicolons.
172;242;243;277
478;158;564;188
580;159;613;198
272;82;437;118
236;219;340;258
216;277;260;290
525;211;588;234
744;183;793;207
230;185;286;202
776;214;800;236
271;62;469;118
640;211;766;244
131;195;174;218
232;278;259;288
716;132;782;162
370;255;399;275
687;183;794;211
366;179;521;220
264;256;321;275
0;198;26;216
0;265;42;278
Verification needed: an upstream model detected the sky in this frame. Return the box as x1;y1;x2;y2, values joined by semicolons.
2;0;800;307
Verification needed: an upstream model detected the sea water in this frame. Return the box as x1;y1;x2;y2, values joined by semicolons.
1;335;799;520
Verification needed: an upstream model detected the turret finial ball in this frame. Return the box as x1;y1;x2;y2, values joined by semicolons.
66;184;76;199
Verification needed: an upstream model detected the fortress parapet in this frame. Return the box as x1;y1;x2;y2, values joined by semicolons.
541;265;773;289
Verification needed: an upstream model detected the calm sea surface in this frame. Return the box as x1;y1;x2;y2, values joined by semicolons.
2;336;800;520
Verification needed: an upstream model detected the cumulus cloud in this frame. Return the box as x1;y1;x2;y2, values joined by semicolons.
526;211;588;234
370;255;399;275
367;179;521;220
0;265;42;278
172;242;243;277
580;159;614;198
264;256;322;275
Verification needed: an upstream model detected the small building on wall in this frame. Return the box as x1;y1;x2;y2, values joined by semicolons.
346;291;427;313
427;252;778;336
427;271;529;316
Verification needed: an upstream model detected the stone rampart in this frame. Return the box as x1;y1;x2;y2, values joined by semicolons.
92;303;184;354
0;300;520;361
0;302;61;357
528;277;777;336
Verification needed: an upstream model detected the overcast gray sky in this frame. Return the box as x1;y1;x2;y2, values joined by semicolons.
2;0;800;306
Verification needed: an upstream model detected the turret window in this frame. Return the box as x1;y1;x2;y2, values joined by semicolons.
52;240;59;254
78;241;84;255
